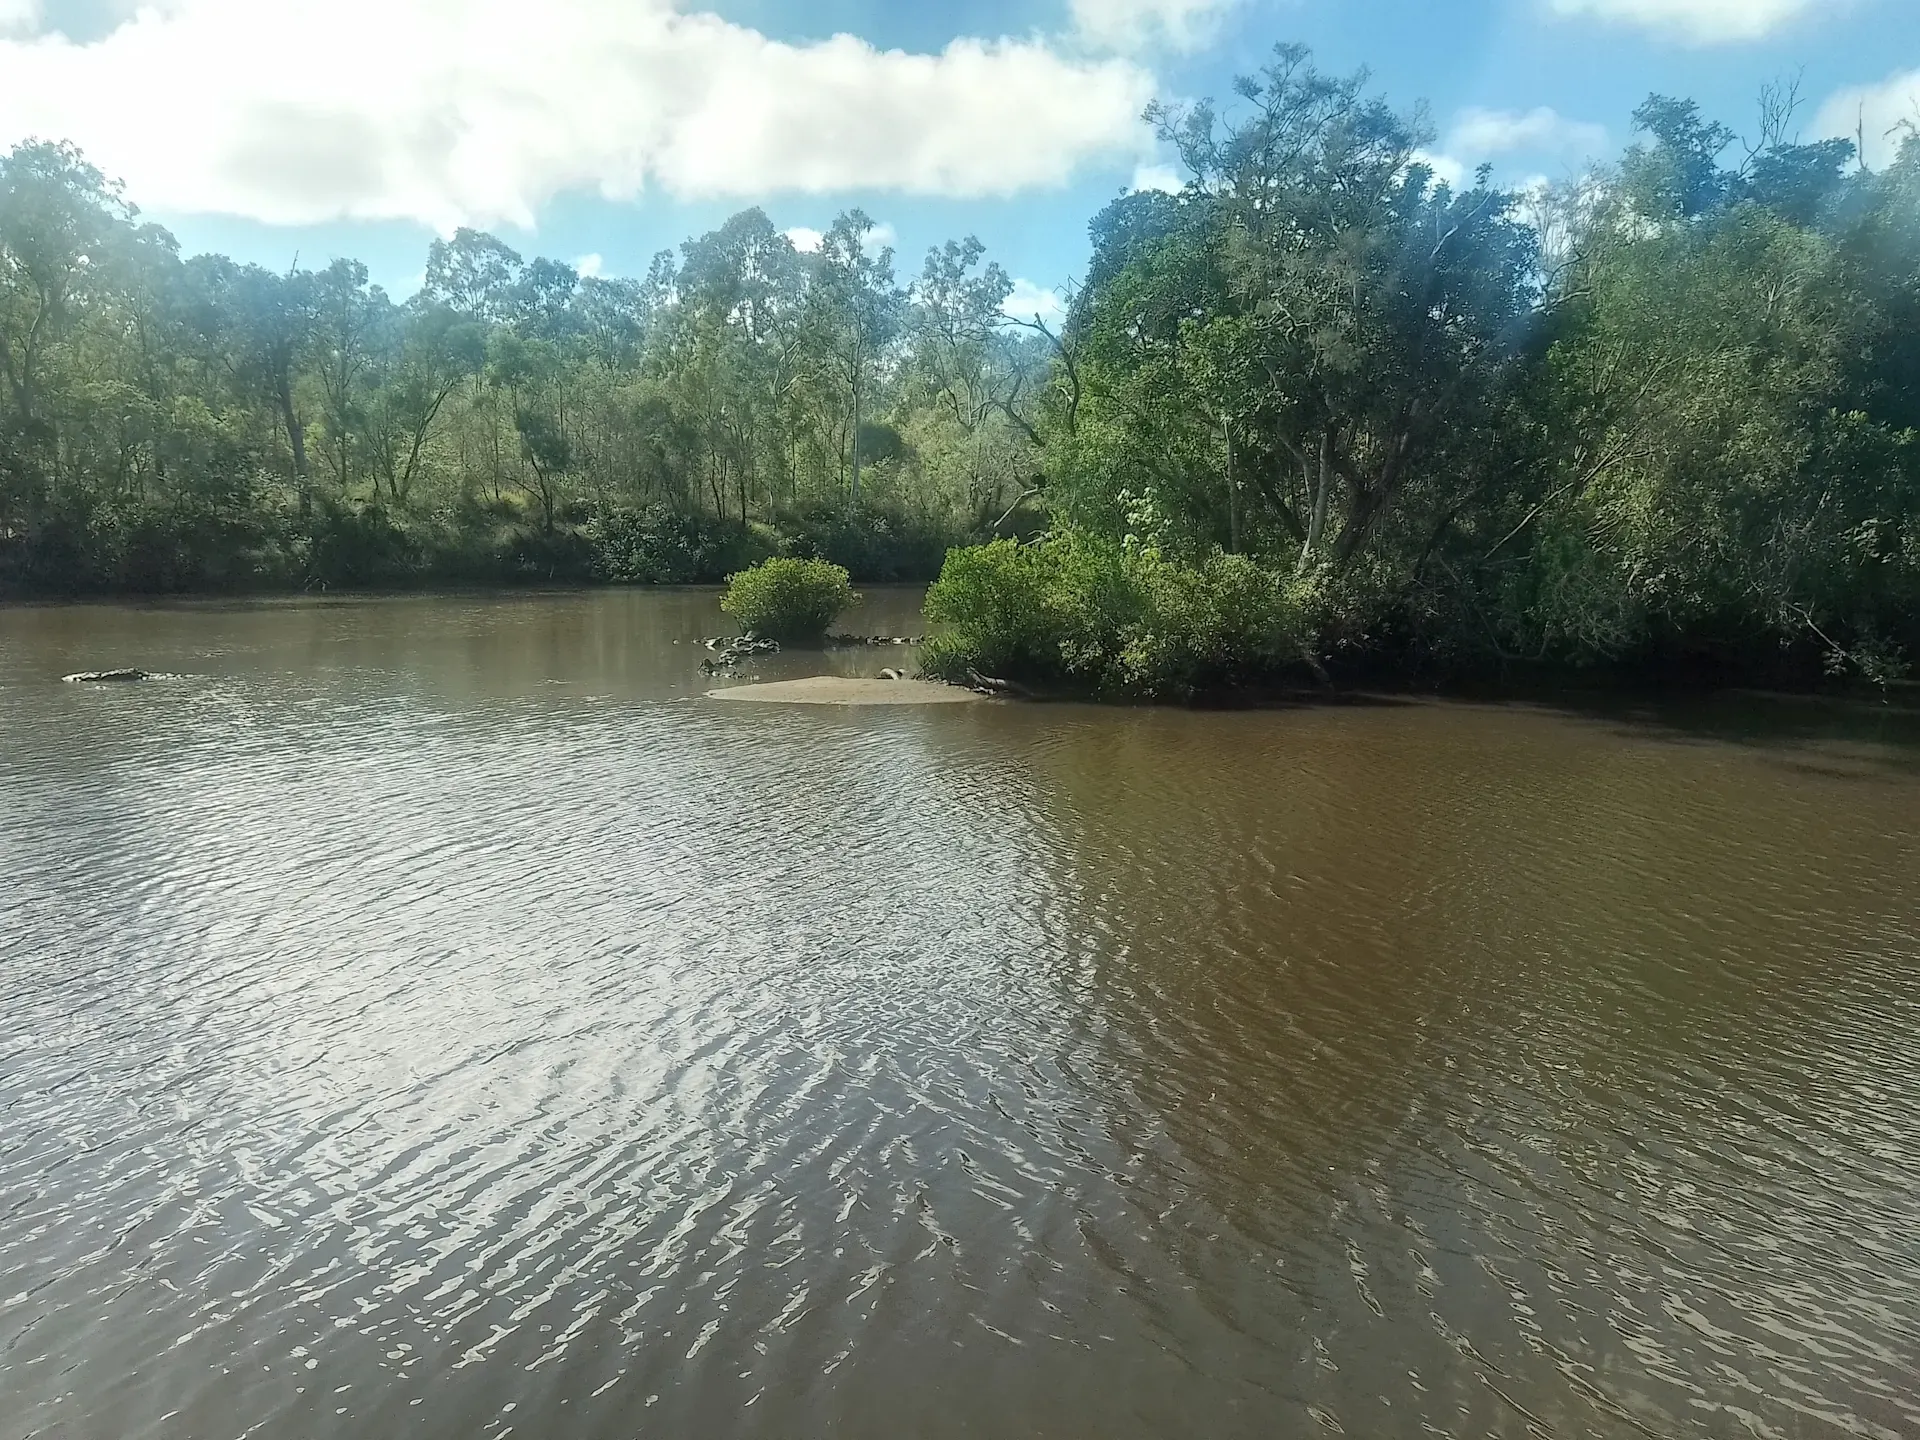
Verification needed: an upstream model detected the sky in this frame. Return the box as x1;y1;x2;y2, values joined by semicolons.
0;0;1915;316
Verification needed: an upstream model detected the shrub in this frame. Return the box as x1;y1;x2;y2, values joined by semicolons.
923;532;1313;700
721;556;859;642
588;506;775;585
777;498;956;581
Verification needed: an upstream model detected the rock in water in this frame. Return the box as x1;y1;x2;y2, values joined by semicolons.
63;668;152;684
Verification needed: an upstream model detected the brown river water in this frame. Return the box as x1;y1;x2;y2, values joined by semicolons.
3;587;1919;1440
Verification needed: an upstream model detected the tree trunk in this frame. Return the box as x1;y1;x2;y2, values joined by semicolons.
278;379;310;518
1220;411;1239;554
1297;428;1332;574
849;370;862;503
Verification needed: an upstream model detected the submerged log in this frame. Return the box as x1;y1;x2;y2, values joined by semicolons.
62;669;152;684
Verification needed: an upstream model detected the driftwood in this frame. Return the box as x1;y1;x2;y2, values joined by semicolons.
62;669;152;683
965;669;1033;698
699;636;781;674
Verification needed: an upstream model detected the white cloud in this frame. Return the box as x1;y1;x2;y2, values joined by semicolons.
1448;107;1608;160
1817;69;1920;169
1413;149;1469;190
0;0;1155;230
781;221;894;257
1130;162;1183;193
0;0;38;35
1070;0;1240;53
1546;0;1823;44
1002;278;1066;324
573;252;604;278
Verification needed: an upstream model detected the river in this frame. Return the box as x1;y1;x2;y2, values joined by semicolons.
3;588;1918;1439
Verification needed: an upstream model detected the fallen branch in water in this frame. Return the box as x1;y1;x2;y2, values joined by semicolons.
966;669;1034;698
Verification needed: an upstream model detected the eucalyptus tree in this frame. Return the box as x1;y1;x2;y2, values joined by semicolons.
367;301;486;504
903;237;1049;527
1058;45;1540;574
308;258;390;497
661;209;808;519
803;211;905;501
0;140;135;513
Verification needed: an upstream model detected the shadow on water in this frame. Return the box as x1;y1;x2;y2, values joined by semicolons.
1435;678;1920;776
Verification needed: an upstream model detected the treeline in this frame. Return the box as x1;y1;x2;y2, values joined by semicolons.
926;50;1920;694
5;43;1919;694
0;154;1049;593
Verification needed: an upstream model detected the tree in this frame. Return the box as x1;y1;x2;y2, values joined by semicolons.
0;141;135;514
369;302;485;504
804;211;904;501
1063;44;1539;575
188;257;318;515
310;258;386;496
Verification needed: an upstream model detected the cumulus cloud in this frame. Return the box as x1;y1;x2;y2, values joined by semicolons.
1817;69;1920;169
1448;107;1608;160
573;253;604;278
0;0;1154;230
0;0;38;35
1412;149;1469;190
1546;0;1823;44
1070;0;1240;53
778;221;895;257
1001;278;1066;324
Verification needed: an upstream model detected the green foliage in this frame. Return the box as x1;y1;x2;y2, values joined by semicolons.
721;557;860;642
923;536;1309;700
5;52;1919;696
0;142;1044;598
586;506;773;585
1001;48;1920;693
777;498;955;582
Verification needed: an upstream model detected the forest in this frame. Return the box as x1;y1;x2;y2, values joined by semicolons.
4;44;1918;692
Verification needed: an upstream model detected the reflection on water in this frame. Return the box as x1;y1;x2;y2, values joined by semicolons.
3;591;1918;1439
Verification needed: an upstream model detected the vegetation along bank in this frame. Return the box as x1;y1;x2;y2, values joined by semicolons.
4;44;1917;698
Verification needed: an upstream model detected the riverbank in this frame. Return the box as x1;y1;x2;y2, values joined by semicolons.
0;499;966;601
13;571;1908;711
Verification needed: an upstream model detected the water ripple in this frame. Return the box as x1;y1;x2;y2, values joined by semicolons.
3;597;1918;1439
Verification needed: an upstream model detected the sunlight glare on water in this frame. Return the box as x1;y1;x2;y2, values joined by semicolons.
3;590;1919;1439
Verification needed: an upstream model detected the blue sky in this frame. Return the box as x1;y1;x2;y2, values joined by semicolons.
1;0;1914;311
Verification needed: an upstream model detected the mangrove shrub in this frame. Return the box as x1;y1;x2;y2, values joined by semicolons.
922;536;1311;700
721;557;859;642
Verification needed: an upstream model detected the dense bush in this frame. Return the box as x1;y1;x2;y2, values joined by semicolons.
0;497;936;597
922;536;1312;700
721;557;860;642
777;499;958;582
587;507;776;585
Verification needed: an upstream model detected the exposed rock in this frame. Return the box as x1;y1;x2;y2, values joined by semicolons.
62;669;152;684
